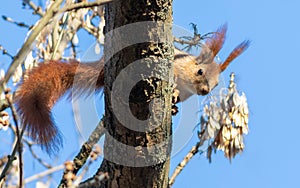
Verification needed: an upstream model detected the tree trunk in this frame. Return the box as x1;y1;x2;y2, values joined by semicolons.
96;0;173;187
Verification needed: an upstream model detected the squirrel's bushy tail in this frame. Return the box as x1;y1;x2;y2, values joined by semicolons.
15;59;104;153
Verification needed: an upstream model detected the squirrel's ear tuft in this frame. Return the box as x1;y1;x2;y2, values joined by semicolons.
196;24;227;65
220;40;250;72
205;24;227;57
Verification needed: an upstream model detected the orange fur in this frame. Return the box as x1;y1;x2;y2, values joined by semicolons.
206;24;227;56
15;59;104;153
220;40;250;72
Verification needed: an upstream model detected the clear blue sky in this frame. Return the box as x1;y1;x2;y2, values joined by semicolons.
0;0;299;187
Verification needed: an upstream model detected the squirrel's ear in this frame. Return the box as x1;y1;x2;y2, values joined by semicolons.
195;24;227;65
195;45;214;65
220;40;250;72
205;24;227;56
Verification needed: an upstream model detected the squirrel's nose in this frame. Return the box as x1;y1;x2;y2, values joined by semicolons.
198;85;209;95
201;88;209;95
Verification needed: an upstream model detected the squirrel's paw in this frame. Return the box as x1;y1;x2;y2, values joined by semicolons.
172;88;180;116
172;88;180;104
172;104;179;116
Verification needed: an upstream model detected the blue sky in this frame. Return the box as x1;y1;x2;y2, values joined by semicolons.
0;0;299;187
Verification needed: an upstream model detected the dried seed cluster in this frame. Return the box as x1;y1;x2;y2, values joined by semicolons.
199;73;249;161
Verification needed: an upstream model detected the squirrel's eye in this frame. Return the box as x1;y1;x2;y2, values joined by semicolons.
197;69;203;75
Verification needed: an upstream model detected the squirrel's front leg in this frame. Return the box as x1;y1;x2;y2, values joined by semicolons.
172;87;180;115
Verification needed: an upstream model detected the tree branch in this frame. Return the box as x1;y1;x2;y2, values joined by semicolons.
0;156;8;168
24;0;44;16
58;118;105;187
169;142;201;186
6;94;24;187
24;165;65;184
58;0;112;13
0;0;64;94
0;99;9;111
78;172;108;188
24;140;52;169
0;114;25;183
0;45;14;60
1;15;31;29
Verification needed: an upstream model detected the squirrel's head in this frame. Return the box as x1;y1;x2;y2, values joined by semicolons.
174;24;250;100
192;55;220;95
193;24;250;95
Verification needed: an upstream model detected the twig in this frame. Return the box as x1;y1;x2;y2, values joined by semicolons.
173;36;201;46
78;172;108;188
58;0;113;13
0;156;8;168
23;0;44;16
173;23;215;52
24;165;65;184
50;13;69;60
0;118;25;183
169;142;202;186
1;15;31;29
0;45;14;60
58;118;105;187
70;43;77;59
23;139;52;169
73;147;101;186
173;32;214;48
0;99;9;111
0;0;64;94
82;24;98;37
6;94;24;187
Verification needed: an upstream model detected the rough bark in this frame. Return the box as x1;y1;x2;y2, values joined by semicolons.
95;0;173;187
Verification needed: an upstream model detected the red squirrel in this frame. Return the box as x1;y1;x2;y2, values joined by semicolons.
15;24;250;153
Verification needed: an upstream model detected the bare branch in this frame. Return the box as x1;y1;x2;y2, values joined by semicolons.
24;165;65;184
173;32;215;51
82;24;98;37
78;172;109;188
0;0;64;94
6;94;24;187
0;99;9;111
50;13;69;60
58;118;105;187
58;0;113;13
24;140;52;169
169;142;201;186
0;156;8;168
1;15;31;29
23;0;44;16
0;116;25;183
0;45;14;60
73;147;102;186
